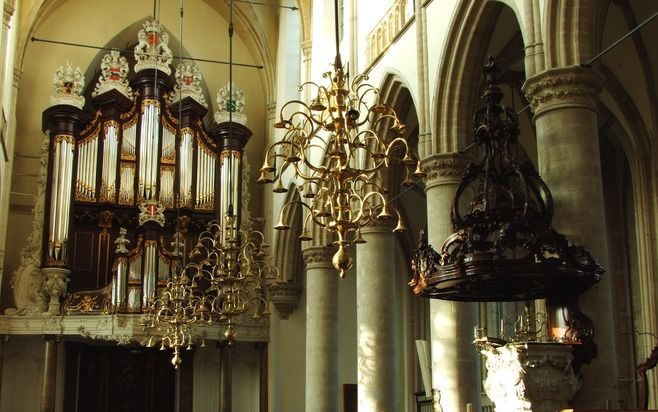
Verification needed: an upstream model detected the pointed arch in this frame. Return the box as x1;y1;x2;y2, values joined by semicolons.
432;0;526;154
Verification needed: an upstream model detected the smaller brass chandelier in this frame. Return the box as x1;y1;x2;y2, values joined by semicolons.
141;215;277;369
184;215;277;344
259;0;424;277
141;255;204;368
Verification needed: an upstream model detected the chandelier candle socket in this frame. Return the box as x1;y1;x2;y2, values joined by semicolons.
260;0;423;278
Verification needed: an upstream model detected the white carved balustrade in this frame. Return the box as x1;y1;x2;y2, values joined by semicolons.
480;342;580;412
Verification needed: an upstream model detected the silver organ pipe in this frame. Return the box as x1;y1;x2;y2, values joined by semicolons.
161;124;176;162
142;241;157;307
159;167;175;207
195;139;215;209
122;120;137;160
138;100;161;201
75;131;99;201
219;150;241;238
49;135;76;262
116;257;127;308
179;129;194;207
101;122;119;202
119;163;135;204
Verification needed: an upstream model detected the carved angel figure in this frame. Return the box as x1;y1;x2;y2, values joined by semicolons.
93;49;132;99
134;19;173;75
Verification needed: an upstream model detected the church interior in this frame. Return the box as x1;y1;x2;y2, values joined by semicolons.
0;0;656;411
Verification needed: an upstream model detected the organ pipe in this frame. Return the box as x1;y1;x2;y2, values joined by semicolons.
48;134;76;264
101;121;119;202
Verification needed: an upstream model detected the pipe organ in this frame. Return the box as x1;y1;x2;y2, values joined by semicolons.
40;20;248;315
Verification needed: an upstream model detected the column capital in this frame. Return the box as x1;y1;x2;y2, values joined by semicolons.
302;245;333;267
361;218;396;235
421;152;469;189
522;66;604;117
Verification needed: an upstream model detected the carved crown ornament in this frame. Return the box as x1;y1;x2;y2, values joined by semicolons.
93;49;133;99
215;81;247;124
50;60;85;109
134;18;173;75
169;59;208;108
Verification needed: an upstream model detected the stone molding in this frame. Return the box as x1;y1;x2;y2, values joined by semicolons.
301;40;312;61
269;281;301;319
421;152;469;188
0;313;269;342
266;101;277;120
12;67;22;89
302;246;333;266
3;3;14;26
481;342;580;412
523;66;604;116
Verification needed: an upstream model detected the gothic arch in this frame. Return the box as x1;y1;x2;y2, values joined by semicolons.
17;0;275;103
432;0;527;155
543;0;610;68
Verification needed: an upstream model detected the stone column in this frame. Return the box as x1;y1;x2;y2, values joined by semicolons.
356;222;402;412
303;246;338;412
523;66;618;407
257;342;268;412
423;153;481;412
40;336;58;412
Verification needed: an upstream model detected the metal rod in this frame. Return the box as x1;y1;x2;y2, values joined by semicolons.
233;0;297;10
334;0;340;59
583;10;658;67
30;37;264;69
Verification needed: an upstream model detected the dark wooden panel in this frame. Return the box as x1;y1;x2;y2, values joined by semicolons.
64;342;176;412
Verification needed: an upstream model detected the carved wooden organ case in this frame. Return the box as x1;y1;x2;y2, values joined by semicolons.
41;19;251;315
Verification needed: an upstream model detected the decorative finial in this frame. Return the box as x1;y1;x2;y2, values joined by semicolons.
214;81;246;124
168;60;207;108
93;49;133;99
134;19;173;75
50;61;85;109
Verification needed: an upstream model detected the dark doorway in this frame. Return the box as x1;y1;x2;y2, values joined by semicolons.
63;342;176;412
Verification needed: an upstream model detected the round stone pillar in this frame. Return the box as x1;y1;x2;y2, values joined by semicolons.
423;153;480;412
356;222;402;412
303;246;339;412
523;66;618;407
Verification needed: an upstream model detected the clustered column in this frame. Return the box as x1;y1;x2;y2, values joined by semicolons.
356;222;402;412
423;153;481;412
523;66;619;407
303;246;339;412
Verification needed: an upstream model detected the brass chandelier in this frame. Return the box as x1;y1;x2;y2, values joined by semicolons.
141;0;278;368
259;0;424;277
